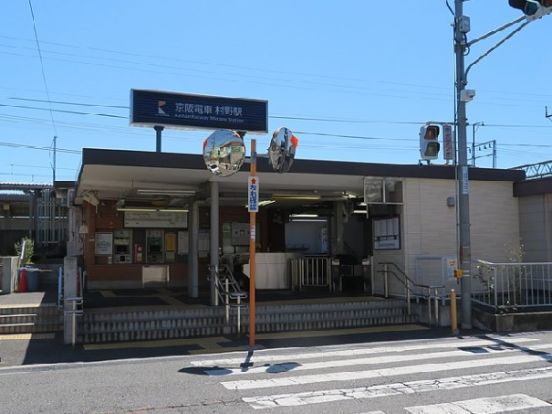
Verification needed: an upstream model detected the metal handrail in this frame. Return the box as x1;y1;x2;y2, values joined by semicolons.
64;296;83;346
209;264;248;333
378;262;444;326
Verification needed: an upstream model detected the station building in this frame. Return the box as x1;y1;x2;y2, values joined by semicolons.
70;147;525;302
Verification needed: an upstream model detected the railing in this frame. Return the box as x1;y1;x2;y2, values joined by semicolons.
378;262;444;326
289;256;331;291
209;264;248;333
473;260;552;312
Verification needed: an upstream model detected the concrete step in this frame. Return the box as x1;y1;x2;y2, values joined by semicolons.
0;322;62;334
0;305;62;334
0;304;59;316
0;313;38;325
79;300;414;344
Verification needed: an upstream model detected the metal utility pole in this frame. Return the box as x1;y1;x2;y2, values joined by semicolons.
454;0;472;329
53;135;57;183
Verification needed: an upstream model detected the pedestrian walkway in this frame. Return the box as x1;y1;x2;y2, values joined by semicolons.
187;333;552;412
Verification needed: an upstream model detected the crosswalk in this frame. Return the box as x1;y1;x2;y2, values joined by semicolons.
189;334;552;412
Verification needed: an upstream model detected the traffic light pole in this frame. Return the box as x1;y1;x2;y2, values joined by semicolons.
454;0;472;329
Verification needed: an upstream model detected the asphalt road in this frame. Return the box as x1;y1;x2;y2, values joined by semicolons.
2;330;552;413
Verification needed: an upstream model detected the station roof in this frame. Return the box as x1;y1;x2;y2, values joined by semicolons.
74;148;526;205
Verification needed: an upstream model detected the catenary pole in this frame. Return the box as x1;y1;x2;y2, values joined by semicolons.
454;0;472;329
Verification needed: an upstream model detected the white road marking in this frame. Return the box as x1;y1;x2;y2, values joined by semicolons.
222;345;552;390
190;337;537;367
204;342;539;376
356;412;386;414
242;366;552;409
405;394;551;414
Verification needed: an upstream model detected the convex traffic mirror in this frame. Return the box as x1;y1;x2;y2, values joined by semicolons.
268;127;298;173
203;129;246;177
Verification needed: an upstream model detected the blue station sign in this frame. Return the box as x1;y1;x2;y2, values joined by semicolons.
130;89;268;133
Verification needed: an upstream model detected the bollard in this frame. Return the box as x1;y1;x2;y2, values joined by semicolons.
450;289;458;336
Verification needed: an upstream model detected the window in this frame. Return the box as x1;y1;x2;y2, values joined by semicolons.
363;177;403;205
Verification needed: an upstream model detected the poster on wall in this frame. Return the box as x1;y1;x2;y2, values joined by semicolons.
373;216;400;250
95;232;113;255
177;231;189;255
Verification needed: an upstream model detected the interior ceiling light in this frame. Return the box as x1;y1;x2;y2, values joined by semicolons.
136;189;196;196
353;209;367;214
273;194;321;201
290;213;319;218
258;200;276;206
289;217;327;222
117;207;188;213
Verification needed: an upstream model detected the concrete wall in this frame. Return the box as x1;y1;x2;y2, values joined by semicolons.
1;257;19;293
518;194;552;262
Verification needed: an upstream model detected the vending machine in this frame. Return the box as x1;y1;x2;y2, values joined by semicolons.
146;230;164;264
113;229;132;264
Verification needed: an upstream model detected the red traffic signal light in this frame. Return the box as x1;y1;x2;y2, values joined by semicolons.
509;0;552;16
420;124;441;161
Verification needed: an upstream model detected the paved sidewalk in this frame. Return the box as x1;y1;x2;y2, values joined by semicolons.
0;324;477;368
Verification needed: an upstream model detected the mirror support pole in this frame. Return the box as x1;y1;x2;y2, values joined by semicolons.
154;125;164;152
188;201;199;298
249;139;257;348
210;181;220;306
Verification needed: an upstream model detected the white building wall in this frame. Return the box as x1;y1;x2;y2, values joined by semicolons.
392;178;520;296
518;194;552;262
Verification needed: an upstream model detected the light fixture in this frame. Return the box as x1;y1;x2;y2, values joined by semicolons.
353;209;367;214
82;191;99;206
117;207;188;213
290;213;319;218
272;193;321;201
289;218;327;223
243;199;276;208
136;189;196;196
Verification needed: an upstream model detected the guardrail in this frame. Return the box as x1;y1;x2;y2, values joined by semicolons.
473;260;552;312
289;256;331;291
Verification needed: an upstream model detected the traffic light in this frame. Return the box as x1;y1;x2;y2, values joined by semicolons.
509;0;552;18
419;124;440;161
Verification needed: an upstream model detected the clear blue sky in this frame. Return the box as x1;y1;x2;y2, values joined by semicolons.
1;1;551;183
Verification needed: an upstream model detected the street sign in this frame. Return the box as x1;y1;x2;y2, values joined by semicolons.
248;176;259;212
130;89;268;132
443;124;454;161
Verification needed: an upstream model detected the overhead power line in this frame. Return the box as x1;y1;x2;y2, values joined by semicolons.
27;0;57;137
0;140;80;154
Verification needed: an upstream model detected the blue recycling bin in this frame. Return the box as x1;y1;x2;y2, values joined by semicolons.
25;267;40;292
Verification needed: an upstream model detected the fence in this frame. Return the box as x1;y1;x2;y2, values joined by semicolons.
473;260;552;311
290;256;331;291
